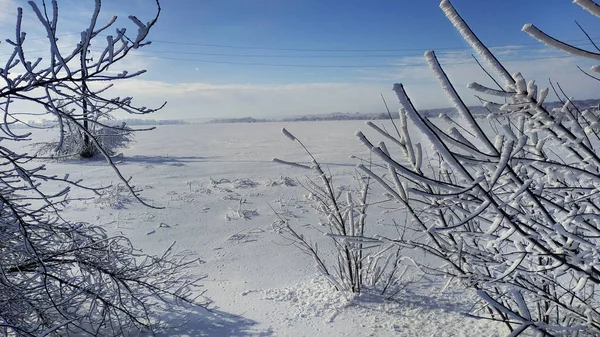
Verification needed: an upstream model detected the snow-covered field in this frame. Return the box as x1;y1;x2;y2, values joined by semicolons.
26;120;508;336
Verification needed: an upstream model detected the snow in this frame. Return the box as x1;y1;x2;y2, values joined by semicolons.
574;0;600;19
424;50;497;155
24;121;509;336
522;23;600;63
440;0;513;86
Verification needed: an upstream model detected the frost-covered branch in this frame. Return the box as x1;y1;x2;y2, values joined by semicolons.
0;1;209;335
274;128;421;298
349;1;600;335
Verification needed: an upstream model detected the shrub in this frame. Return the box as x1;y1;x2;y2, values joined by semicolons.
351;0;600;335
274;129;421;299
0;1;207;335
33;120;135;159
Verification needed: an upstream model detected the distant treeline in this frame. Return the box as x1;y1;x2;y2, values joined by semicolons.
207;98;600;124
8;98;600;128
207;117;270;124
117;119;188;126
282;111;400;122
7;118;188;129
207;113;400;123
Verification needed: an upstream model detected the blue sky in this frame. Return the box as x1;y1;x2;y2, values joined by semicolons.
3;0;600;119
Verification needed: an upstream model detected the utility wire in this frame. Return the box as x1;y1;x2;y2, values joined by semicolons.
109;42;596;58
0;32;593;69
124;53;578;68
4;32;599;53
0;48;580;68
148;36;600;53
4;31;599;55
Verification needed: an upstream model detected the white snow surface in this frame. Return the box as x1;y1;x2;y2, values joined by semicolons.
25;121;509;336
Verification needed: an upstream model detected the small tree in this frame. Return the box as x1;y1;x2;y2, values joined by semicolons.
0;1;207;335
350;0;600;335
14;0;164;159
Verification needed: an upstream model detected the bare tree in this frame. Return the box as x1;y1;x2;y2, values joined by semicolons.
341;0;600;335
9;0;165;160
0;1;207;336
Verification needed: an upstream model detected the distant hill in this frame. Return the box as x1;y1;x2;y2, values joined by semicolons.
207;117;270;124
206;98;600;124
281;111;399;122
6;118;189;129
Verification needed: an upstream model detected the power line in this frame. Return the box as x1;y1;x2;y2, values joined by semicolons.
126;53;578;68
0;32;591;69
1;46;575;69
149;37;600;53
127;51;430;58
5;31;599;57
119;45;575;58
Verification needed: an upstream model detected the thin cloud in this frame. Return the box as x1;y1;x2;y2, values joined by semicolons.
106;81;388;119
100;46;600;120
0;0;18;26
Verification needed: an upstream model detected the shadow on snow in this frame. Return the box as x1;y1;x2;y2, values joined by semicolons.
121;155;219;167
152;307;272;337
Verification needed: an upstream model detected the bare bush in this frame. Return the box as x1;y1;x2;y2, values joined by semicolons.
33;120;135;159
274;129;421;299
0;1;208;335
348;0;600;335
